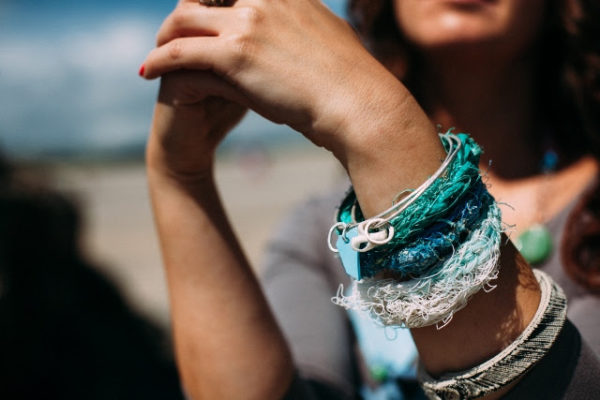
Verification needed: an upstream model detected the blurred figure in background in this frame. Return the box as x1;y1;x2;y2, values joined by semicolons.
0;155;184;400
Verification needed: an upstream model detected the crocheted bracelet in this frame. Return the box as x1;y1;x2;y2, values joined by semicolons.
330;132;503;329
359;179;490;279
332;132;481;258
332;197;502;329
329;132;484;281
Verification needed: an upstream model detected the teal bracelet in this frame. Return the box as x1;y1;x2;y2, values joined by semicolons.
332;199;502;329
338;132;481;244
330;132;504;329
329;132;483;280
360;179;492;279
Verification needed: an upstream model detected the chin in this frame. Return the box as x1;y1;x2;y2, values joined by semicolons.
394;0;545;59
414;15;507;48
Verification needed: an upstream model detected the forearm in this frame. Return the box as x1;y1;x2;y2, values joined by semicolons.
323;67;446;216
410;241;540;398
147;135;293;400
333;83;542;396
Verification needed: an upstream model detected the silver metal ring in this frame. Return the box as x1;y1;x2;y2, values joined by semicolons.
363;218;394;245
327;222;346;253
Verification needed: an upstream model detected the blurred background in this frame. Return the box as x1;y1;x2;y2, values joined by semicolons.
0;6;353;397
0;0;348;330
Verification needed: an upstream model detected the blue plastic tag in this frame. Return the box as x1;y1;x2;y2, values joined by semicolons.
336;227;361;280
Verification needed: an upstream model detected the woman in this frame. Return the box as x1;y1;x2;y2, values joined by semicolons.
139;0;599;398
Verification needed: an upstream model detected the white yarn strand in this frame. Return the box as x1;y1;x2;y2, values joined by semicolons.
332;201;502;329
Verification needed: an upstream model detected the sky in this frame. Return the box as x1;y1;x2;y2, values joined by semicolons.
0;0;349;159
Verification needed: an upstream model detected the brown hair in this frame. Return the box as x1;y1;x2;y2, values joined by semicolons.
349;0;600;291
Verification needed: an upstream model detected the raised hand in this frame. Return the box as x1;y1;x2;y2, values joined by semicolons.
142;0;447;217
141;0;408;155
147;70;246;177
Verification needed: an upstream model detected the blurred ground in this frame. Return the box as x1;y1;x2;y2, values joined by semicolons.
51;147;342;327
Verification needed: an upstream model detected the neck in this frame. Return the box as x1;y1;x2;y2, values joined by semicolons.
417;51;542;179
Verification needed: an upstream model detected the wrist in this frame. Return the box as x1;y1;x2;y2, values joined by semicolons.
314;62;445;216
411;242;541;377
313;60;409;154
146;100;220;182
146;134;216;188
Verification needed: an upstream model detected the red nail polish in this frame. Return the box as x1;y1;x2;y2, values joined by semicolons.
138;64;145;77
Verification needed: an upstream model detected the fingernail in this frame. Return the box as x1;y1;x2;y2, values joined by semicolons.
138;64;145;77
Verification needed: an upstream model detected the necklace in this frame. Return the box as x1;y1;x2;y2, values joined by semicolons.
514;149;558;265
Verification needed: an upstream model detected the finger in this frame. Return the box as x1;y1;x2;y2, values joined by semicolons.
158;70;248;108
156;5;234;46
142;36;230;80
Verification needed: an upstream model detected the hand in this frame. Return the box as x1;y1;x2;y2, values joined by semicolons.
141;0;405;155
147;70;247;177
143;0;444;217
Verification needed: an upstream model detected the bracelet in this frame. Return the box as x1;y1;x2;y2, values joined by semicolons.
332;198;502;329
331;133;472;256
330;131;503;329
360;179;490;279
328;132;483;280
417;269;567;400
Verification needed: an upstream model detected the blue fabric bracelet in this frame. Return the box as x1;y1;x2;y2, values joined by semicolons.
359;179;492;279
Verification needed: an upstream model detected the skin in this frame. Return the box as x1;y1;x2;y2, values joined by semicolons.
393;0;598;233
394;0;546;62
140;0;596;398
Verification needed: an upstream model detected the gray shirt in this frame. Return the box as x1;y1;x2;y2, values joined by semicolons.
261;187;600;399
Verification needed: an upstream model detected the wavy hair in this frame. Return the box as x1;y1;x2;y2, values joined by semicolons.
348;0;600;291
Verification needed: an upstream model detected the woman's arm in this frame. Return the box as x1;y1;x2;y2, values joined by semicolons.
147;72;295;400
142;1;542;398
